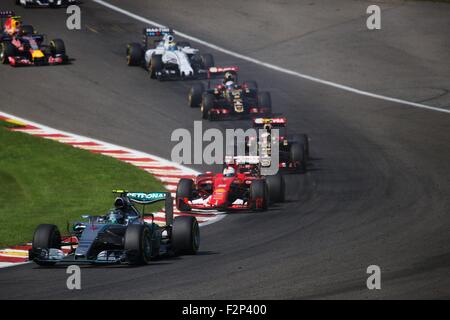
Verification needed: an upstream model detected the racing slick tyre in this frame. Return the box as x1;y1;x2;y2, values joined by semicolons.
124;224;153;265
290;142;307;173
292;134;310;159
265;173;286;203
149;54;163;79
32;224;62;266
19;25;34;36
1;42;15;64
201;93;215;120
177;41;191;48
250;179;268;211
126;43;143;66
201;54;214;69
258;91;272;115
188;83;205;108
172;216;200;255
244;80;258;91
50;39;66;56
176;178;194;211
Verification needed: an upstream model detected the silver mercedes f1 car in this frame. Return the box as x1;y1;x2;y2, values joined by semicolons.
28;190;200;266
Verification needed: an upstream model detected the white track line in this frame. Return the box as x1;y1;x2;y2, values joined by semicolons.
93;0;450;115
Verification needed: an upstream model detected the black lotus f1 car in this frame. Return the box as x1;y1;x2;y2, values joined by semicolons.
28;190;200;266
188;66;272;120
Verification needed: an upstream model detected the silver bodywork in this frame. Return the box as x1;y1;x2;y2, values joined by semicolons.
144;36;199;77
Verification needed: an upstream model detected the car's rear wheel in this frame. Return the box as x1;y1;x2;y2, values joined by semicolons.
32;224;61;266
149;54;163;79
172;216;200;255
201;93;215;120
126;43;143;66
258;91;272;115
50;39;66;56
265;173;285;203
188;83;204;108
201;54;214;69
19;25;34;36
244;80;258;91
124;224;152;265
292;134;310;159
1;42;15;65
176;178;194;211
250;179;268;211
290;142;307;173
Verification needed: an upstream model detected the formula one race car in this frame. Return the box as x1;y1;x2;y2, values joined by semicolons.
28;191;200;266
188;66;272;120
224;155;286;203
248;117;310;172
0;12;67;66
176;159;284;212
126;27;214;80
16;0;77;8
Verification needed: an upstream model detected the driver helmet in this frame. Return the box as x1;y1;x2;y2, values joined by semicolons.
166;35;177;51
4;16;21;36
223;72;235;88
223;166;236;177
114;197;129;210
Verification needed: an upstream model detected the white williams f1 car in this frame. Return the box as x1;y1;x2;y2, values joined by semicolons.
16;0;77;7
126;28;214;80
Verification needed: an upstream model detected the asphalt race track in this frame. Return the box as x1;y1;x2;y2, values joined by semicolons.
0;1;449;299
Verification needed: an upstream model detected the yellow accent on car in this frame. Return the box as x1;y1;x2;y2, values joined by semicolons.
31;50;44;59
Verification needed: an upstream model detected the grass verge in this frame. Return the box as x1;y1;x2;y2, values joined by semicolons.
0;120;164;247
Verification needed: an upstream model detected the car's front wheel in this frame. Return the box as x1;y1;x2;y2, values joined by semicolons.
201;93;215;120
176;178;194;211
124;224;153;265
1;42;15;65
149;54;163;79
126;43;143;66
32;224;62;266
188;83;205;108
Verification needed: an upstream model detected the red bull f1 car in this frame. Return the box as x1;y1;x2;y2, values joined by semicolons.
1;12;67;66
29;191;200;266
188;66;272;120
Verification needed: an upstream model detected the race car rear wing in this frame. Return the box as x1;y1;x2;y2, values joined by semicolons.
143;27;173;37
142;27;173;48
0;11;15;17
253;117;287;127
208;66;239;78
113;190;174;225
224;155;272;168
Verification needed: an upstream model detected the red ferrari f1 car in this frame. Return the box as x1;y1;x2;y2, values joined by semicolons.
175;156;285;212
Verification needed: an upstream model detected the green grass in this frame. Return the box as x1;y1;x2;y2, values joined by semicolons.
0;121;164;247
